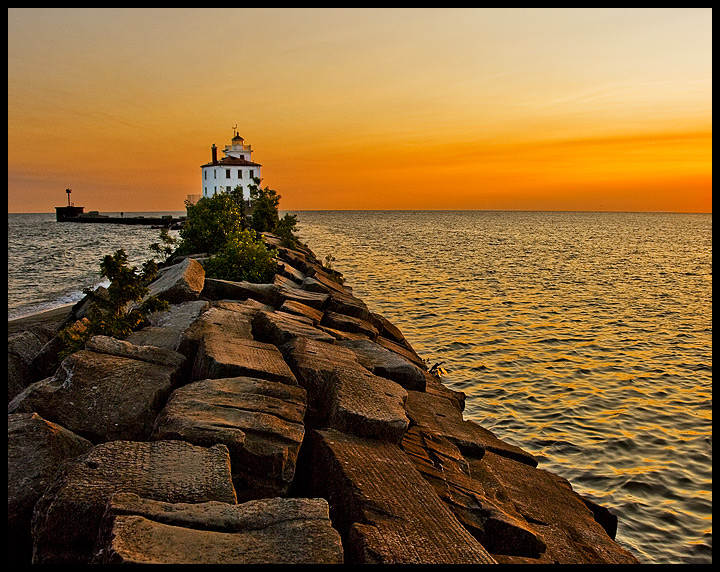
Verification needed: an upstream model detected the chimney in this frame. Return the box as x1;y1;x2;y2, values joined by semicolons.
211;144;218;165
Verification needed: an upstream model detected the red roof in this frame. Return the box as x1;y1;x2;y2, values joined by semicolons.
201;156;262;168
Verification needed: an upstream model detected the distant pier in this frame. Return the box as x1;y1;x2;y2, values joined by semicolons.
55;206;185;227
55;189;184;227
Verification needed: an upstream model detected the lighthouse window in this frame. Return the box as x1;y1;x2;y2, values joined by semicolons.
238;169;242;178
249;170;254;179
226;169;231;178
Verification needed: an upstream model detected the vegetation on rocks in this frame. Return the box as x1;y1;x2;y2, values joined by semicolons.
55;181;300;358
9;201;641;565
204;229;278;284
57;250;169;360
178;179;300;283
178;192;247;255
178;179;299;256
149;228;178;263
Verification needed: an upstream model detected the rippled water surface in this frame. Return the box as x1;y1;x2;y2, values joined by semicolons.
290;210;711;565
7;213;184;320
8;210;712;563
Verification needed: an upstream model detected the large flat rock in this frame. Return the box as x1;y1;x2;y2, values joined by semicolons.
201;278;282;306
468;451;640;564
374;334;426;369
338;338;427;391
301;272;346;295
192;330;297;385
8;327;58;400
325;366;409;443
321;310;379;339
93;493;343;564
252;309;336;346
153;376;307;500
325;290;371;321
278;285;330;311
280;336;409;440
404;389;537;466
31;440;237;564
276;260;307;286
8;413;93;564
125;300;209;351
279;299;324;325
400;425;546;558
148;257;205;304
302;428;496;564
8;344;185;443
176;303;257;364
85;335;186;368
279;337;361;412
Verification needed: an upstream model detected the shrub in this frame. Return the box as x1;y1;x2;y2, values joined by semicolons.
178;193;247;255
149;227;178;263
274;213;300;248
57;249;169;359
248;182;281;234
203;229;278;283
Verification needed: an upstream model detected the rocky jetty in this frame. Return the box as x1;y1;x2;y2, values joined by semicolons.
8;234;640;564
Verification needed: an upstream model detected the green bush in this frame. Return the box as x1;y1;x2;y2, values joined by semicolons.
274;213;300;248
203;229;278;283
149;227;178;262
178;193;247;255
57;249;168;359
248;183;280;234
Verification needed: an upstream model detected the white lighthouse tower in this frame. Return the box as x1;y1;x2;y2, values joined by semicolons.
199;129;262;201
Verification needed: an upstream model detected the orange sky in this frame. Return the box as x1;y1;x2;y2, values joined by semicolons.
7;8;712;213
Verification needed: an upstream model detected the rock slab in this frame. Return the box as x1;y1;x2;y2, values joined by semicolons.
9;342;185;442
93;493;343;564
153;376;307;500
303;428;497;564
31;439;237;564
8;413;93;564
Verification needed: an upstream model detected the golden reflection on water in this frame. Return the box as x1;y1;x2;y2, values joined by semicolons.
295;210;711;564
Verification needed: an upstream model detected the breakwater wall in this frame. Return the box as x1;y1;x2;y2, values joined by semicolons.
55;207;185;227
8;233;640;564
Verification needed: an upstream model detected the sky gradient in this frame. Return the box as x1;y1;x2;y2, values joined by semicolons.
8;8;712;213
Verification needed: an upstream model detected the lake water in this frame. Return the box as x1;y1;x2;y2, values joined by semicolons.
7;210;712;564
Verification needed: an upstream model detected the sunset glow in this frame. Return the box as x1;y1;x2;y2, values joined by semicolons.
8;8;712;213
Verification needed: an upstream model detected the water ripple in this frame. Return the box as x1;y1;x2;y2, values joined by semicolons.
294;210;712;565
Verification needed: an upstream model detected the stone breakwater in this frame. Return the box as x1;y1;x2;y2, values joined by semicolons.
8;233;640;565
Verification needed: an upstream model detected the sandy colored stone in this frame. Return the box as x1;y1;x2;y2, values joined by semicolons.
148;257;205;303
303;428;496;564
326;366;409;443
468;451;639;564
405;389;537;466
192;330;297;385
279;299;324;325
400;425;545;557
31;439;237;564
339;338;427;391
9;347;184;442
8;413;93;564
153;376;306;500
93;494;343;564
321;311;379;339
252;309;336;346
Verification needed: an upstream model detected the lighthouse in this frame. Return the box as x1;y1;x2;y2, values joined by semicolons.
199;130;262;201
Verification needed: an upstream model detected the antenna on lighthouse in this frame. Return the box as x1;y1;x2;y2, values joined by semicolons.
232;124;238;136
66;188;72;207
